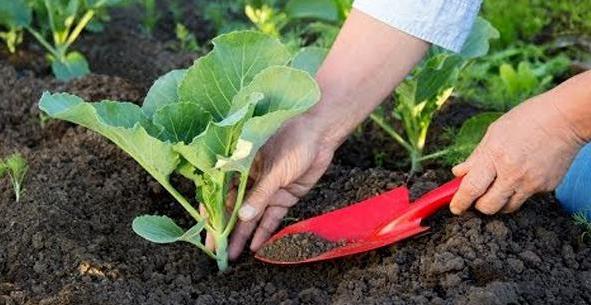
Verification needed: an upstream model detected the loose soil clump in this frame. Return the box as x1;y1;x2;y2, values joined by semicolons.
257;233;346;261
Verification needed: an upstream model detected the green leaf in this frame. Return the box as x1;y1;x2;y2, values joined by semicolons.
142;69;187;118
39;92;179;188
178;30;290;120
51;52;90;81
5;153;27;182
291;47;328;76
218;66;320;172
0;0;32;28
153;103;211;144
132;215;185;243
460;17;500;59
415;54;463;103
179;221;206;245
285;0;339;23
446;112;503;164
174;99;258;173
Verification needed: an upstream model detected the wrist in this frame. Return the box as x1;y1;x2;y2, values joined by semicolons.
549;71;591;143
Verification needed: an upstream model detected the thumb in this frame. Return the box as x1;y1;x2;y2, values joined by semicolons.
239;175;280;222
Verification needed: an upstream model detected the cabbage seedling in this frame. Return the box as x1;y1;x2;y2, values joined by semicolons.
26;0;122;81
39;31;320;271
0;0;32;53
370;17;499;173
0;153;28;203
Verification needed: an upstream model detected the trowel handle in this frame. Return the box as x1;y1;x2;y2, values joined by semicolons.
376;177;463;236
406;177;463;220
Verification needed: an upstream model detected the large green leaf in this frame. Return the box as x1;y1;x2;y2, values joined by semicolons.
285;0;339;23
174;100;258;173
218;66;320;172
143;69;187;118
51;52;90;81
153;103;211;144
39;92;179;187
0;0;32;28
178;31;290;120
415;54;463;103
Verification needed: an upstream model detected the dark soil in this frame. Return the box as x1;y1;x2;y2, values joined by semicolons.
257;233;347;262
1;3;590;305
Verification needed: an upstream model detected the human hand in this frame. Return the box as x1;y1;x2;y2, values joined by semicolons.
227;114;337;260
449;90;586;215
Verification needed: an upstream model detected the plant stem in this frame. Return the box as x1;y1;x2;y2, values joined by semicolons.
65;10;95;48
369;113;414;153
409;150;422;174
222;172;249;237
419;148;452;161
215;235;229;272
26;26;59;56
159;181;211;231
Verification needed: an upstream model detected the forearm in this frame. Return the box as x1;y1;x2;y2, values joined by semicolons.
548;70;591;142
306;9;429;148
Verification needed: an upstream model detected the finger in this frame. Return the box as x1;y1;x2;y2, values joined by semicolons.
452;145;482;177
474;179;515;215
501;191;529;213
450;158;496;215
200;204;215;250
250;206;290;252
239;174;282;222
249;189;299;251
228;216;261;260
225;187;237;213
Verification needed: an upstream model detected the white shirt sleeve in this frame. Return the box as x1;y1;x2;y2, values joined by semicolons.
353;0;483;52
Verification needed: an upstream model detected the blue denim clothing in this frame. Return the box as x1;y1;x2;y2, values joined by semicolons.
353;0;483;52
556;144;591;221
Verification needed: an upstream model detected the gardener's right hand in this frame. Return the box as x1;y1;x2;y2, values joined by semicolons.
227;114;337;260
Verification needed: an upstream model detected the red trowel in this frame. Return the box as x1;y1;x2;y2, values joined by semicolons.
255;177;462;264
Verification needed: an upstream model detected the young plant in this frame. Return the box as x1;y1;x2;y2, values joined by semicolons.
574;212;591;242
39;31;320;271
26;0;120;81
370;17;499;173
175;23;199;52
0;0;32;53
0;153;28;203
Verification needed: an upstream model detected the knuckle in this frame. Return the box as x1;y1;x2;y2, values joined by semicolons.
464;179;484;197
476;202;500;215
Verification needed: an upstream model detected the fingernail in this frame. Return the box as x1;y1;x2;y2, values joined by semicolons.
239;203;257;221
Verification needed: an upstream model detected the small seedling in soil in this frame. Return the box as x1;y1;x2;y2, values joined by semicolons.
0;0;32;53
370;17;499;173
25;0;121;81
256;233;346;262
39;30;320;271
574;212;591;242
175;23;199;52
0;153;28;203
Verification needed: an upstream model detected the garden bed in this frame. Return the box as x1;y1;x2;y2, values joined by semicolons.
1;4;590;305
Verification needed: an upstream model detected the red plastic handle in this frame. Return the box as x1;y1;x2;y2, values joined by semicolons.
377;177;462;235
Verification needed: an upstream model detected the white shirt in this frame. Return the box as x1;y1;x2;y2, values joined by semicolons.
353;0;483;52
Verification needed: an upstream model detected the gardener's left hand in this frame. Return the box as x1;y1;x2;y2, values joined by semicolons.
449;87;586;215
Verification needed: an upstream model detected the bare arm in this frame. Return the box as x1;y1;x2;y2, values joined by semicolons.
312;9;429;148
